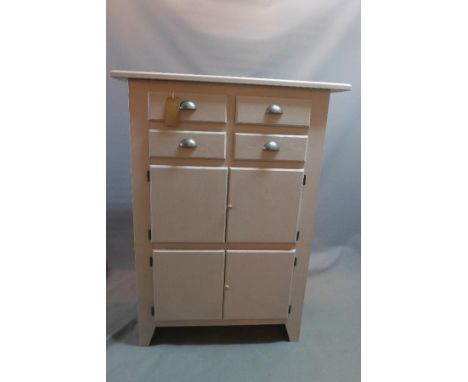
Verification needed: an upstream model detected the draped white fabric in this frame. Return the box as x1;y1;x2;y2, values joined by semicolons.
107;0;360;250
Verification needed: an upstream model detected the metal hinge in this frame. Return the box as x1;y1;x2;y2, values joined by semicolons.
294;257;297;267
288;305;292;314
296;231;300;241
150;257;153;267
151;306;154;317
147;170;150;182
148;229;152;241
303;174;307;185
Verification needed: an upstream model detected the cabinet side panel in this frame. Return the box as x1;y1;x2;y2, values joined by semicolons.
128;79;155;345
286;91;331;341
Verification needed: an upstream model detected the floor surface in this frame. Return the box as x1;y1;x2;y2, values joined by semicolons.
107;208;360;382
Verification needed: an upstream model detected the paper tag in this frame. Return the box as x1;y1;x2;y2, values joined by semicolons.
164;96;181;126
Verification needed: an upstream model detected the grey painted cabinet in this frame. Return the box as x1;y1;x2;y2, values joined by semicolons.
111;70;351;345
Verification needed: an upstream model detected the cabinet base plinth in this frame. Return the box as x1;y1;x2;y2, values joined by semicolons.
138;322;297;346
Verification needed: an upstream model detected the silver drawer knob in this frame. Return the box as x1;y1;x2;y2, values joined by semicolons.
266;104;283;114
178;138;197;148
179;100;197;110
263;141;280;151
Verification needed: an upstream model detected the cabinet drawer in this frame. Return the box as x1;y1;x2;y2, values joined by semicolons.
236;96;311;127
149;130;226;159
234;133;308;162
148;92;227;123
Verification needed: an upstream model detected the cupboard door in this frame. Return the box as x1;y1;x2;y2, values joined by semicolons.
150;165;228;243
149;130;226;159
226;168;304;243
153;250;225;321
223;250;295;319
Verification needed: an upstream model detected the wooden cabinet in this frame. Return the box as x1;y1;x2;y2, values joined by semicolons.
110;70;351;345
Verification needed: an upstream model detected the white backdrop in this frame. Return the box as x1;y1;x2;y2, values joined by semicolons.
107;0;360;252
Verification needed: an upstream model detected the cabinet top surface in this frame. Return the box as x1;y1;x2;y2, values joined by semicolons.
110;70;351;92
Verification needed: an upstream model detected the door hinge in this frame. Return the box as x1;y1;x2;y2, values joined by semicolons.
288;305;292;314
147;170;150;182
294;257;297;267
296;231;300;241
150;257;153;267
151;306;154;317
148;229;152;241
303;174;307;185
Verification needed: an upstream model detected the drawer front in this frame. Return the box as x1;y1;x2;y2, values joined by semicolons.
148;92;227;123
149;130;226;159
236;96;311;127
234;133;308;162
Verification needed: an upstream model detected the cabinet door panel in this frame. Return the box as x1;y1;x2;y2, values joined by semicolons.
150;165;228;243
226;168;304;243
223;250;295;319
153;250;225;321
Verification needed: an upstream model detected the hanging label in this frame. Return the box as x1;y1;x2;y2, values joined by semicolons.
164;95;181;126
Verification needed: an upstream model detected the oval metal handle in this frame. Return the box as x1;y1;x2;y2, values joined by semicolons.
178;138;197;148
266;104;283;114
179;100;197;111
263;141;280;151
